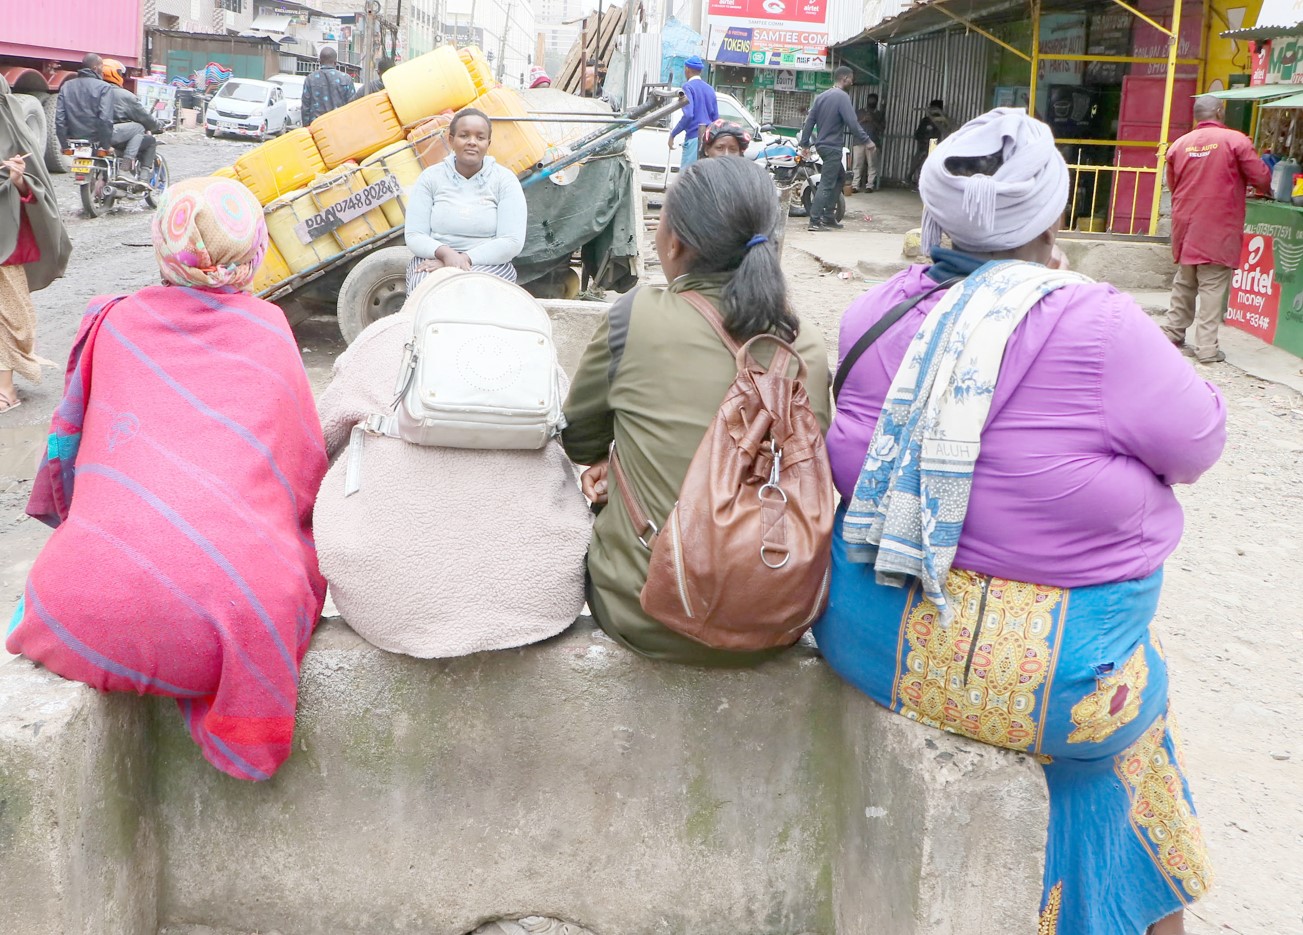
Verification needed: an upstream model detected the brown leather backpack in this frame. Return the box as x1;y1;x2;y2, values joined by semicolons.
610;292;835;651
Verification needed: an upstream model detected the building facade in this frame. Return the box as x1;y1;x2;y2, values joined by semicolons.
702;0;875;130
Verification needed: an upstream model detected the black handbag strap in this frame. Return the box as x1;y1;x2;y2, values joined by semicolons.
832;277;962;402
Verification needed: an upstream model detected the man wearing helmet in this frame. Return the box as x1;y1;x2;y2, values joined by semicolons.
101;59;159;182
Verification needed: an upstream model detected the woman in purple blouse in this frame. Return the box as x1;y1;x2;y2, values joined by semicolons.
813;109;1225;935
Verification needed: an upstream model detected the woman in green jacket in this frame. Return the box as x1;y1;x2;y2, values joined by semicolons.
562;156;832;666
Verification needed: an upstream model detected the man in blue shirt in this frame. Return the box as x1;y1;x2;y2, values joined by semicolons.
669;56;718;167
799;66;872;231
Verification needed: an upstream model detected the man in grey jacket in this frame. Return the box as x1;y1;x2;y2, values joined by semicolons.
101;59;159;181
799;66;872;231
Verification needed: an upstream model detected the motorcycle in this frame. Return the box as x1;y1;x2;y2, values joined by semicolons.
68;136;169;218
754;138;846;222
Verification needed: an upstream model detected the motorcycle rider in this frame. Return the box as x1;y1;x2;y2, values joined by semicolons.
54;53;116;159
100;59;159;182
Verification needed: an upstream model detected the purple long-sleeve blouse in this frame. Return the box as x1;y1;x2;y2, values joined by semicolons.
828;265;1228;587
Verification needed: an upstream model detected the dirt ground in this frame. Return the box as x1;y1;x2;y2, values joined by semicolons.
1;134;1300;935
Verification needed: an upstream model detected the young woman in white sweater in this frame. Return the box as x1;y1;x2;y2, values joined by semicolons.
404;108;527;289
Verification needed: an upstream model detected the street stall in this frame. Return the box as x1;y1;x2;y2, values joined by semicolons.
1229;198;1303;358
1216;4;1303;358
1222;88;1303;358
836;0;1257;225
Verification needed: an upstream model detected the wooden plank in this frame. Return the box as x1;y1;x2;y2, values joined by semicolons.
557;2;636;95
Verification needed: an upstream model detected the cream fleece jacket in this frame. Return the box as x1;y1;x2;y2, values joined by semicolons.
314;311;591;658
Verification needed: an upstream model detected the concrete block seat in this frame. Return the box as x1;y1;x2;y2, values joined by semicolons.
0;615;1048;935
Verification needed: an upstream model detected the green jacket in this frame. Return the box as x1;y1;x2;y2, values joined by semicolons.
562;274;832;667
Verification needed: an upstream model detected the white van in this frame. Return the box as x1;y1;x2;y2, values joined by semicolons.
205;78;289;141
268;73;306;128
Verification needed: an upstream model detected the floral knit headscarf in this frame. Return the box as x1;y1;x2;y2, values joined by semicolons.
151;176;267;289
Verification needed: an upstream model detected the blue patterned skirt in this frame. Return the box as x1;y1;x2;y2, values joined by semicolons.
813;524;1212;935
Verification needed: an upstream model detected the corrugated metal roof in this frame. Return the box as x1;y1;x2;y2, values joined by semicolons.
1220;0;1303;38
1261;89;1303;105
842;0;1085;46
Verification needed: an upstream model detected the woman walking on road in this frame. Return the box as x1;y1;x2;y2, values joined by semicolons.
815;109;1225;935
0;75;72;413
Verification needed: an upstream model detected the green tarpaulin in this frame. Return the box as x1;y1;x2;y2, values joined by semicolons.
515;150;639;293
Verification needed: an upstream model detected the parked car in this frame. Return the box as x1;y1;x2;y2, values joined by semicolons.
268;73;306;128
630;91;767;191
205;78;289;141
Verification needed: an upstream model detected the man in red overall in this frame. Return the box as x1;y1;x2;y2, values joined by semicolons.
1164;95;1271;363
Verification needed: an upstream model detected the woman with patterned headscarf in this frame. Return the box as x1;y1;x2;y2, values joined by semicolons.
8;177;329;781
701;119;751;158
814;109;1225;935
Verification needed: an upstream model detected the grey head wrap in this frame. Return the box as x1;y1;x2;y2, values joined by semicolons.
0;75;72;291
918;107;1068;255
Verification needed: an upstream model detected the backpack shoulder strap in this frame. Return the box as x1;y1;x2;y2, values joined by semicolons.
609;444;658;548
680;289;800;376
607;291;735;551
832;276;959;402
679;290;742;356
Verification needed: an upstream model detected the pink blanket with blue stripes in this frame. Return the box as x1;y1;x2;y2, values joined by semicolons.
8;285;328;780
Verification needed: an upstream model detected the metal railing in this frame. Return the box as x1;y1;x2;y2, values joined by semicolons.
1062;161;1161;236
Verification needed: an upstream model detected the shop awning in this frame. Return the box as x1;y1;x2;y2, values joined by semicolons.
847;0;1053;45
1221;0;1303;38
248;13;293;34
1261;90;1303;106
1207;85;1303;100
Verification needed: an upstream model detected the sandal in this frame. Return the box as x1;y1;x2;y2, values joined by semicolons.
0;391;21;414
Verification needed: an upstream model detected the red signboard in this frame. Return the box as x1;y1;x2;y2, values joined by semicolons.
1251;41;1271;85
708;0;827;24
1226;232;1281;343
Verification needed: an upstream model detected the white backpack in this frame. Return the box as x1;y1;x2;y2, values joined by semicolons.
344;270;566;496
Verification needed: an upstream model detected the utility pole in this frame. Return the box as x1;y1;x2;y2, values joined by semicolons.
361;0;380;89
497;0;512;80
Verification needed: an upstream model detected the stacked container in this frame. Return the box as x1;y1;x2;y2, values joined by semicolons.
310;163;391;249
310;92;406;169
211;166;238;180
382;45;477;126
459;46;496;97
253;241;293;295
360;142;425;229
235;128;328;205
230;45;521;294
407;114;454;169
266;188;340;274
475;88;549;176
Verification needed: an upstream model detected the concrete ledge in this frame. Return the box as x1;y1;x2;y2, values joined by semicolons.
2;618;1047;935
540;299;610;377
1057;238;1174;291
0;660;158;935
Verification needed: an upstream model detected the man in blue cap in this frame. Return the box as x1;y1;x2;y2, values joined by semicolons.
669;56;719;167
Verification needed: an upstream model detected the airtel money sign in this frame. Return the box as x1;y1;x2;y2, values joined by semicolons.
708;0;827;23
1226;232;1281;343
707;0;830;70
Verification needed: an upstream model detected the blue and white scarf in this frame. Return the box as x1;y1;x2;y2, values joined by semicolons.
842;260;1087;621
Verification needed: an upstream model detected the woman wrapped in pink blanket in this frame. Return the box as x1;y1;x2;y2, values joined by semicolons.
6;177;328;780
